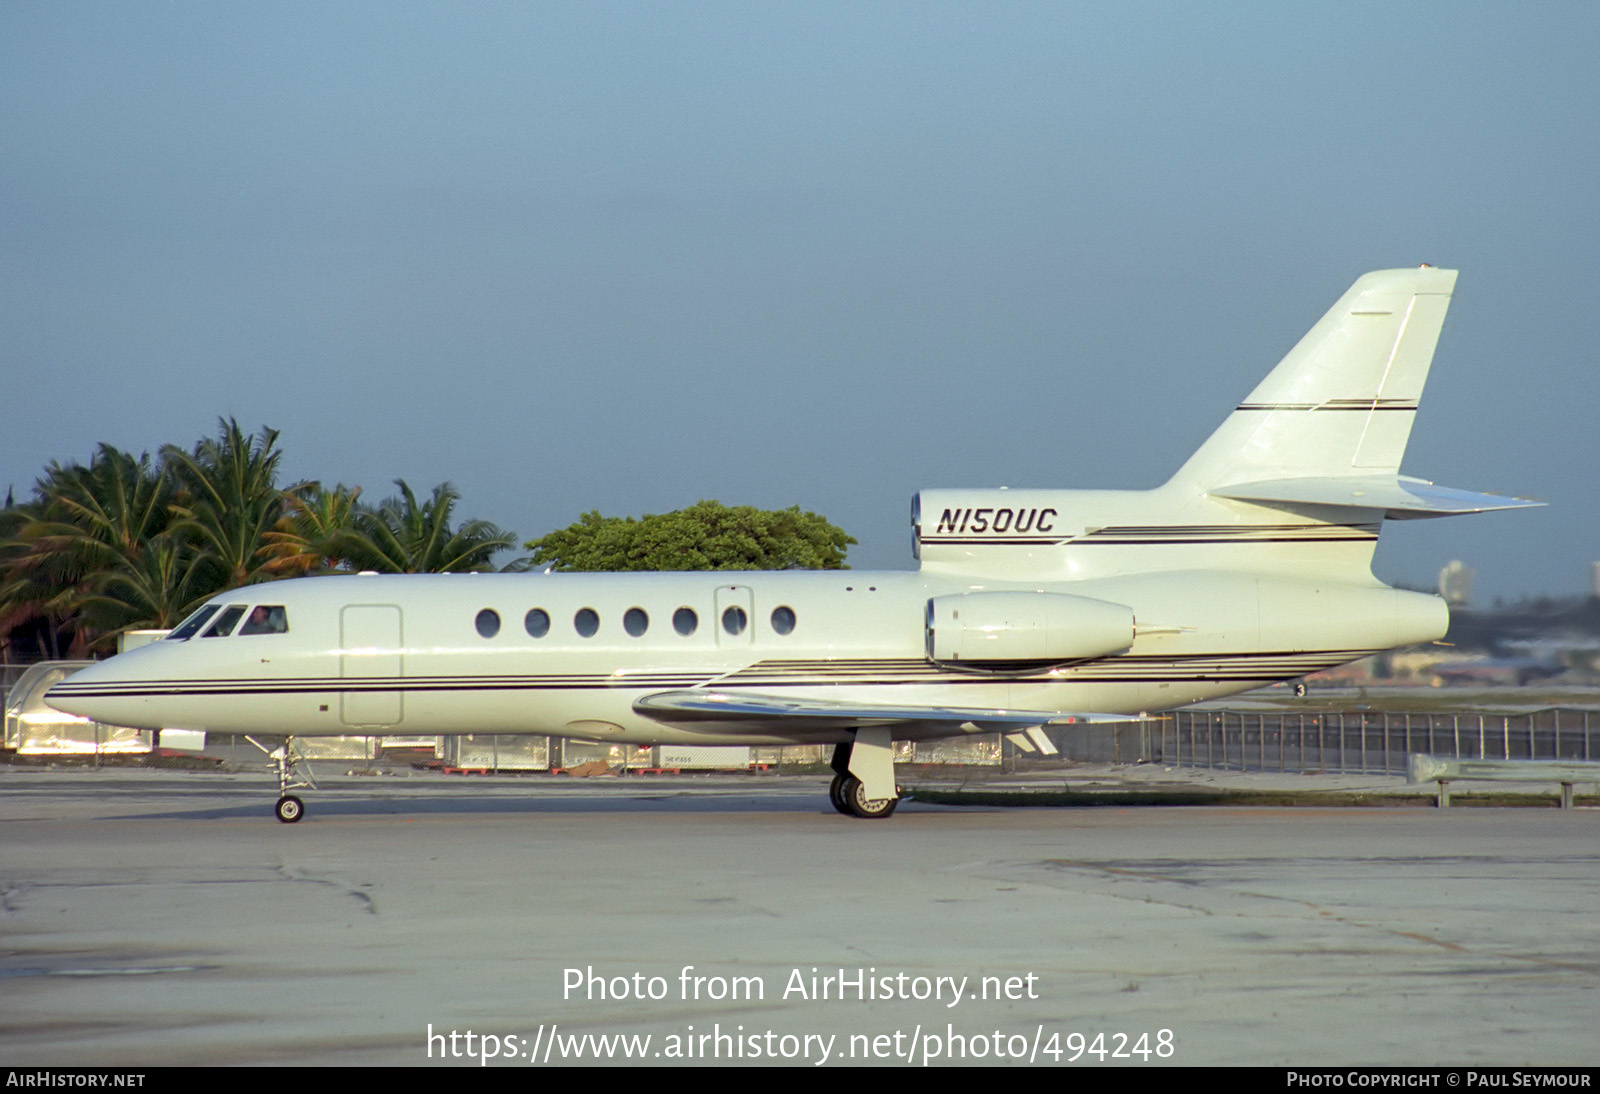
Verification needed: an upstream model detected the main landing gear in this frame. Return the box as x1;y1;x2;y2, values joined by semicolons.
828;772;899;819
247;735;317;823
828;728;901;819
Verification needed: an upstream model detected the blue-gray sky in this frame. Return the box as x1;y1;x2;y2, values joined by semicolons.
4;2;1595;602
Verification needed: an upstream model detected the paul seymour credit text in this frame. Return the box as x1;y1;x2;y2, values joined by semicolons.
424;966;1178;1065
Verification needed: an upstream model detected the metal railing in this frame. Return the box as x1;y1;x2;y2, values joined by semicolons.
1142;709;1597;774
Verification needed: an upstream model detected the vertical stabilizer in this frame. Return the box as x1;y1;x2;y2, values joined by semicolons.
1168;267;1457;492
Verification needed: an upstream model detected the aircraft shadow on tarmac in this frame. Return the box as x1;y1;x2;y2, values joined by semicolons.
104;783;927;821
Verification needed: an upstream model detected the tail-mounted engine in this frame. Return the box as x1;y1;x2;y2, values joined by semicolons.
925;590;1134;672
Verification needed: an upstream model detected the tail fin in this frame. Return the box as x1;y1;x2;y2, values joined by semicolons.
1170;266;1457;491
914;267;1536;579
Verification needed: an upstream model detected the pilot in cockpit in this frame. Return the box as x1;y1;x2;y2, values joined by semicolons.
238;605;288;636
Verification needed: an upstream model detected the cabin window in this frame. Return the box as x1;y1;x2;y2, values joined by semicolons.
673;607;698;636
239;605;288;635
524;608;550;638
574;608;599;637
202;605;248;638
721;605;748;636
167;605;221;641
770;605;796;635
624;607;649;637
476;609;501;638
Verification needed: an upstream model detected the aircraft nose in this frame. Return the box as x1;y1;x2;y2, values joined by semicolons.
43;656;159;729
44;660;115;719
42;683;81;717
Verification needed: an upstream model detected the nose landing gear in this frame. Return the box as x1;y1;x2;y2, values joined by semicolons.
247;735;317;823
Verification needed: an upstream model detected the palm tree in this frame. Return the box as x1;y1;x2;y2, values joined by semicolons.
0;426;527;655
78;532;214;648
161;419;297;591
330;480;524;573
0;445;173;655
261;483;363;577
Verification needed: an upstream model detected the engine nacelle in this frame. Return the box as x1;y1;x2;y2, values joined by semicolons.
925;591;1135;669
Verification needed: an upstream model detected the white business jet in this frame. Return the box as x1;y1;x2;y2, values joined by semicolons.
47;267;1536;821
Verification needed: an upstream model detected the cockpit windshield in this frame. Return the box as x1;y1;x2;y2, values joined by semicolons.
202;605;248;637
164;603;289;641
166;604;221;641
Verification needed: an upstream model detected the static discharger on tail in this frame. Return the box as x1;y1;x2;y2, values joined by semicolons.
47;267;1539;820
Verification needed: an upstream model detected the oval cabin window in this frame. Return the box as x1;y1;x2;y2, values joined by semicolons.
770;605;796;635
673;607;698;636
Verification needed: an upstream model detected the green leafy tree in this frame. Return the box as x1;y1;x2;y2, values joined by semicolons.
329;480;524;573
524;500;854;572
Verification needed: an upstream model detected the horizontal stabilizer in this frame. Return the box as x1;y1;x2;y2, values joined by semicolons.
1212;476;1543;520
635;690;1136;734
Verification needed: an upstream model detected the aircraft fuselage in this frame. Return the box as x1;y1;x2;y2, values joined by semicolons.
51;566;1445;746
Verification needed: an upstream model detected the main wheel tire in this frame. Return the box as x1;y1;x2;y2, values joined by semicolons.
275;795;304;823
828;773;854;815
841;775;899;819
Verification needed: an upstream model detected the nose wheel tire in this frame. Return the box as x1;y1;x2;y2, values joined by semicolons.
275;795;304;823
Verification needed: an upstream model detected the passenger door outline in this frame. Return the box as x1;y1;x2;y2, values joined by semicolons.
340;604;404;727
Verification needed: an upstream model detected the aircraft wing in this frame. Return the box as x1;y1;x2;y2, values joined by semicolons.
633;689;1134;735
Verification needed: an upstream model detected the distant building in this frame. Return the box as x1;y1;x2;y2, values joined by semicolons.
1439;560;1474;608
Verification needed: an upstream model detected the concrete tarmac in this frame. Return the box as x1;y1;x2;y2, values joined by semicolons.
2;764;1597;1067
